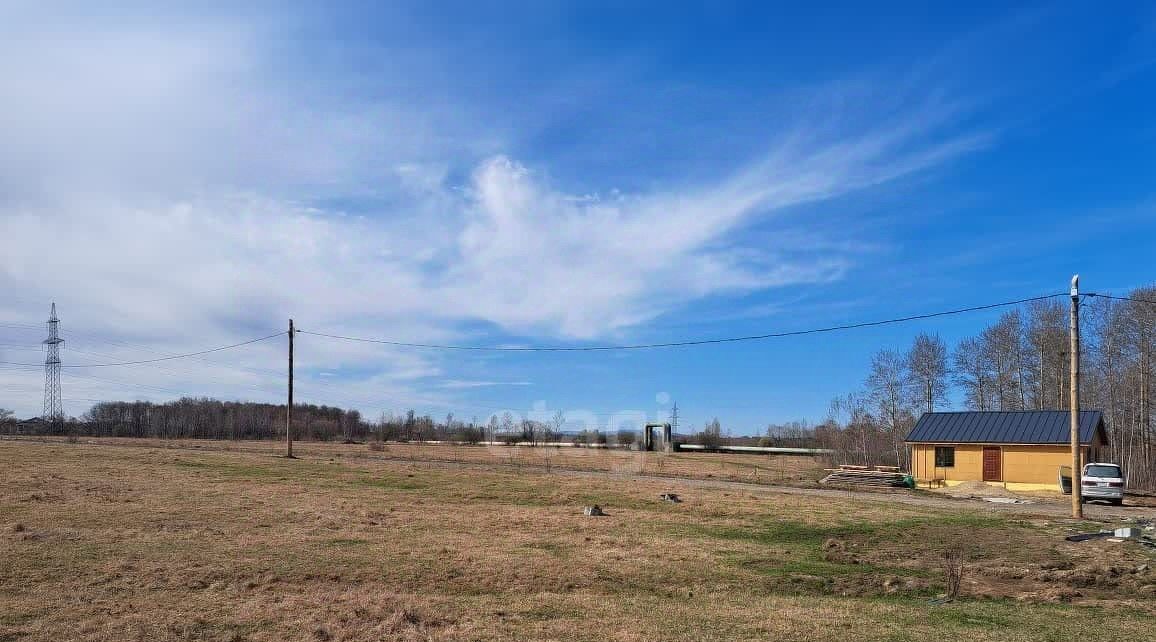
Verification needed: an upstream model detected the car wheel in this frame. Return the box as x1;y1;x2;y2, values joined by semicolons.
1112;499;1124;506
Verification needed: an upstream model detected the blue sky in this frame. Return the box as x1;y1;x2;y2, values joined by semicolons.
1;2;1155;433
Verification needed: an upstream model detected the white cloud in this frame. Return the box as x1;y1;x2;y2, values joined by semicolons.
438;380;534;389
0;4;989;418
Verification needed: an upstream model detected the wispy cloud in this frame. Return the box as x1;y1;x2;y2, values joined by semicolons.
437;380;534;389
0;4;993;418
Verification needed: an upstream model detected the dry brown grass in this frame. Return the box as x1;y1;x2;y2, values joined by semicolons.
12;436;827;486
1;439;1153;641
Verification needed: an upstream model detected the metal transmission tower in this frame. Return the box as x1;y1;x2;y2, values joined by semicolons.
42;303;64;423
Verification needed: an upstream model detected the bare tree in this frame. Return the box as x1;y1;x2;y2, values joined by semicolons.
979;311;1026;410
954;336;993;411
866;349;914;468
487;415;499;443
1027;300;1067;409
1105;286;1156;487
520;419;539;445
0;408;13;435
696;418;723;448
906;333;948;413
551;410;566;444
941;545;966;601
826;392;887;466
500;412;515;442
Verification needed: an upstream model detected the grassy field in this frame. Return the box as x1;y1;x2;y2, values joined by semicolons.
2;440;1154;641
1;436;830;486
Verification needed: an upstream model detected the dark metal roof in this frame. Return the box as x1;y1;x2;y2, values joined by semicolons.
905;411;1104;445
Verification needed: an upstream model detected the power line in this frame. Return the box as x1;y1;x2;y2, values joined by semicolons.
299;293;1066;352
0;335;422;415
65;371;204;398
34;328;292;381
62;346;279;394
1085;292;1156;306
0;331;286;368
0;322;43;330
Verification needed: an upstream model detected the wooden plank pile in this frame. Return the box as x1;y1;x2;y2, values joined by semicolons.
820;465;907;488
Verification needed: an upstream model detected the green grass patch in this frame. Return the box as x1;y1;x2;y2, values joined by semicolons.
697;513;1009;549
690;512;1012;594
778;557;885;577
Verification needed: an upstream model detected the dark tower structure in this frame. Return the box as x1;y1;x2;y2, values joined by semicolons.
42;302;64;423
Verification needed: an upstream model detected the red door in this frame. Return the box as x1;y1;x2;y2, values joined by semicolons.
982;447;1002;482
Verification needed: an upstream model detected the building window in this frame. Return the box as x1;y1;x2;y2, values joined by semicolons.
935;446;955;468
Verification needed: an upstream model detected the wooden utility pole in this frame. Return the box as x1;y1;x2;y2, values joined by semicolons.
1070;276;1082;518
286;318;295;459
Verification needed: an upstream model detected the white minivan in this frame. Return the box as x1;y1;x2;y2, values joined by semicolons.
1081;462;1125;505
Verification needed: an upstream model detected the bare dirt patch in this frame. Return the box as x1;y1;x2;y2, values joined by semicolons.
831;516;1156;606
935;480;1026;499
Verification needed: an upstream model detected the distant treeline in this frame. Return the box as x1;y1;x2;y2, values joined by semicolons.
1;399;636;447
79;399;367;441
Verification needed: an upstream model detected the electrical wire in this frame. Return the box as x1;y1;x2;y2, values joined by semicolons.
0;289;1103;417
299;293;1067;351
0;334;392;412
0;331;286;368
0;322;43;330
64;371;198;398
66;329;285;373
64;347;278;395
1086;292;1156;306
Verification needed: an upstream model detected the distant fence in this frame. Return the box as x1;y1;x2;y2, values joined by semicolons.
675;444;833;456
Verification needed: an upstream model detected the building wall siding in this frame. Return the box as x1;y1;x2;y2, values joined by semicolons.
911;442;1101;488
912;444;985;482
1001;446;1080;484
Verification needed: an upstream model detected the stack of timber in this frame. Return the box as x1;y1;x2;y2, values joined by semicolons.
820;465;907;488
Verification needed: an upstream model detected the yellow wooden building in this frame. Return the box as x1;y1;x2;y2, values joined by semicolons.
906;411;1109;492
